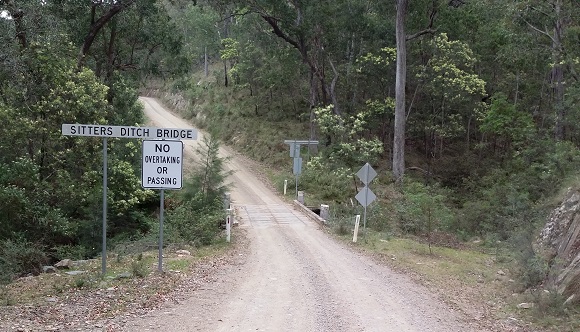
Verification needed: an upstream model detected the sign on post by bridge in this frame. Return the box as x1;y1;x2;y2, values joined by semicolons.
142;140;183;189
62;124;197;140
62;123;197;275
284;140;318;198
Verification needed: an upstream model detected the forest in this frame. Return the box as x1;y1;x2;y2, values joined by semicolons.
1;0;580;293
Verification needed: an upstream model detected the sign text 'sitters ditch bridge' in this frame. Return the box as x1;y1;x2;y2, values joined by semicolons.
62;124;197;274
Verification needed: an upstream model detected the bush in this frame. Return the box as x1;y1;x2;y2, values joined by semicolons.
166;195;223;246
131;254;149;278
395;180;455;235
0;238;48;284
300;157;354;203
509;227;549;289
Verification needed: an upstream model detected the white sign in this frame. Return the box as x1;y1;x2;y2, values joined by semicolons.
62;124;197;140
142;140;183;189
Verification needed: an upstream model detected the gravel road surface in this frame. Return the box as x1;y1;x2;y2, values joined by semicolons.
124;97;486;332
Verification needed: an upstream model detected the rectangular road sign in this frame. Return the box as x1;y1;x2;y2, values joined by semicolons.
62;124;197;140
142;140;183;189
293;157;303;175
283;140;320;145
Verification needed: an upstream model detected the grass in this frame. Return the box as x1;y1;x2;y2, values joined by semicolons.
330;229;580;331
149;77;580;331
0;241;231;308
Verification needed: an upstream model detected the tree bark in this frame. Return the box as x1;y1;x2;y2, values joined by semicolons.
552;0;565;140
393;0;408;184
5;0;27;49
77;1;135;69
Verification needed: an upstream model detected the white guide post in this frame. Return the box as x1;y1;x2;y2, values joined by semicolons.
353;215;361;243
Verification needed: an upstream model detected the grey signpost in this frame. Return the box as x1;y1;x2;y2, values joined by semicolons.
142;140;184;272
355;163;377;238
284;140;318;198
62;124;196;275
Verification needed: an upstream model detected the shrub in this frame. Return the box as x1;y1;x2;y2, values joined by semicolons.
0;238;48;284
131;255;149;278
395;180;455;235
166;196;223;246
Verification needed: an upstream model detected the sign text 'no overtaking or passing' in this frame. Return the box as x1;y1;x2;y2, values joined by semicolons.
142;140;183;189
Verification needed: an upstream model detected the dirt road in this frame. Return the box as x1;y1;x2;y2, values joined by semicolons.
131;97;484;332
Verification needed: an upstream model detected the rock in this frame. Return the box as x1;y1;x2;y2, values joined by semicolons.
43;266;57;273
497;270;506;276
517;302;534;309
116;272;132;279
537;188;580;300
46;297;58;303
176;250;191;256
55;259;73;269
64;270;86;276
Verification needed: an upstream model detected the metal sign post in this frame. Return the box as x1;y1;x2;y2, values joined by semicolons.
159;189;165;272
62;123;196;275
284;140;318;199
102;138;108;275
142;140;184;272
355;163;377;239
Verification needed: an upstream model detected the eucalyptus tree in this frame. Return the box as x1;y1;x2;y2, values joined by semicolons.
393;0;408;184
210;0;393;141
0;0;164;257
513;0;579;141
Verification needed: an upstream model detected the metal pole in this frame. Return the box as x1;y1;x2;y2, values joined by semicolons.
295;175;298;198
363;171;369;240
102;138;108;275
158;189;164;272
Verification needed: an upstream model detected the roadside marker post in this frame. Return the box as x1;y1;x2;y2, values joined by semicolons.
353;215;361;243
62;123;197;275
226;208;232;243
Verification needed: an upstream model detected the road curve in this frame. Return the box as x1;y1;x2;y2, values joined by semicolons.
121;97;485;332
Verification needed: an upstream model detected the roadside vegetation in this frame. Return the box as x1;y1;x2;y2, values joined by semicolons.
2;0;580;330
146;1;580;328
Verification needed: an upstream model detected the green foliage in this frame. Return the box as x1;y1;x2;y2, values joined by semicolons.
167;133;229;246
412;33;487;142
314;105;384;167
0;238;48;284
130;255;150;278
395;180;455;235
220;38;240;62
166;196;223;246
509;227;549;289
300;157;354;203
184;134;231;204
479;93;534;145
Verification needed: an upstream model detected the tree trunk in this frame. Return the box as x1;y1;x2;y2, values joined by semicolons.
552;0;565;141
393;0;408;184
77;1;135;69
6;0;27;49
